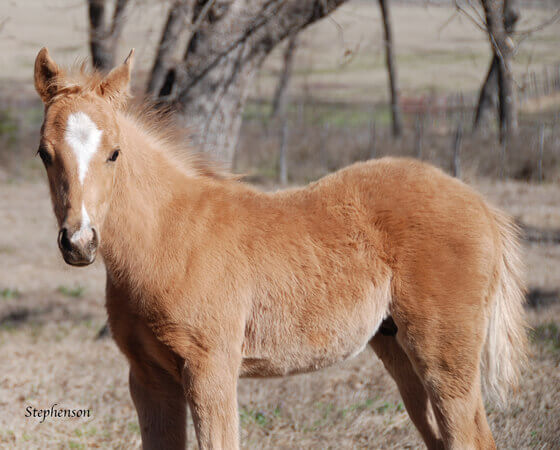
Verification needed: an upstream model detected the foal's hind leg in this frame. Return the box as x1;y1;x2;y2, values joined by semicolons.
370;333;443;449
396;319;495;449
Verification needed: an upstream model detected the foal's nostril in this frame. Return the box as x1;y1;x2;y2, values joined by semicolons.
58;228;73;253
90;227;99;249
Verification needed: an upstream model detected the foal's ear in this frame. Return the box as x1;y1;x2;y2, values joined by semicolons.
97;49;134;108
34;47;61;103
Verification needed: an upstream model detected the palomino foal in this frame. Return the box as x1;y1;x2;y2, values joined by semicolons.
34;48;527;449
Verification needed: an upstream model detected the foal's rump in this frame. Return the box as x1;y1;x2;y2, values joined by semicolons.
334;158;527;402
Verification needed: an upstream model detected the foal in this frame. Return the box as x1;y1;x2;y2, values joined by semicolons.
34;48;527;449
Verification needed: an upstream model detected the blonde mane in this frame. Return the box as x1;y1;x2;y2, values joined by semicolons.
123;101;237;181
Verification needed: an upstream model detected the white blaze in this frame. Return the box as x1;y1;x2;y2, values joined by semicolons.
65;112;101;242
70;203;93;246
64;112;103;185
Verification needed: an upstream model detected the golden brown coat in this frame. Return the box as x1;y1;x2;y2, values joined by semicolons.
34;48;527;450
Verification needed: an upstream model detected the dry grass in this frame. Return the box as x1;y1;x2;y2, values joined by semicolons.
1;178;559;449
235;109;560;185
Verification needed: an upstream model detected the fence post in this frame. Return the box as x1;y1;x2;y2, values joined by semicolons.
531;71;538;98
278;119;288;185
369;119;377;159
499;137;508;179
319;122;330;169
543;67;550;96
452;122;463;178
538;123;545;183
415;114;423;159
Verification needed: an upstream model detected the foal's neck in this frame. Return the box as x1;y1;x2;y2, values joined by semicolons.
100;113;209;294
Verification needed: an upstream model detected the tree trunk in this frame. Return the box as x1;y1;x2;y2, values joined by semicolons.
270;32;298;119
378;0;402;138
166;0;349;165
478;0;519;141
147;1;193;97
473;56;499;130
88;0;130;72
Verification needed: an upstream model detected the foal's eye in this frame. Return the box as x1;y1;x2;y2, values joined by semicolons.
107;149;120;162
37;146;52;166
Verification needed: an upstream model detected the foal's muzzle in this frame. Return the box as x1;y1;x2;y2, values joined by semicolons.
58;226;98;266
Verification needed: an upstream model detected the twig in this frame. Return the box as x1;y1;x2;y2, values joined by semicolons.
0;17;9;33
189;0;217;37
514;9;560;37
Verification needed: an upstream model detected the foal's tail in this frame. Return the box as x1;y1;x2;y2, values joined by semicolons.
481;209;528;405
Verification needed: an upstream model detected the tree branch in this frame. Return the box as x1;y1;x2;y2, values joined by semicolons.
174;0;348;105
88;0;131;72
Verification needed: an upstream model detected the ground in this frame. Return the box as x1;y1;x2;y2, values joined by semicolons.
0;177;559;449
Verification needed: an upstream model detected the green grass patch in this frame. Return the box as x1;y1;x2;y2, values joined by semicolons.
239;405;280;428
1;288;21;300
530;322;560;351
242;102;272;123
127;421;140;434
239;408;266;427
376;402;391;414
243;99;390;128
22;432;32;442
339;398;375;418
57;285;85;298
0;108;18;149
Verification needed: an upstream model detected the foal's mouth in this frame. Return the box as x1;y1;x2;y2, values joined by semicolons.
59;247;97;267
62;254;96;267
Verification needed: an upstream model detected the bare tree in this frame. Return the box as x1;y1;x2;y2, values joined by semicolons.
86;1;349;164
473;0;519;135
270;32;298;119
146;1;193;97
87;0;131;72
477;0;519;141
144;0;347;165
378;0;402;138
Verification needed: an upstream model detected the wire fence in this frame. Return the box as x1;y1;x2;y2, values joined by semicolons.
237;62;560;185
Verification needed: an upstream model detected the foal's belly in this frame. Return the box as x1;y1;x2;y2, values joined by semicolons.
239;330;375;378
239;280;391;378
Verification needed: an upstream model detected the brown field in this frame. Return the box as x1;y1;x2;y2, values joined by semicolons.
1;0;560;448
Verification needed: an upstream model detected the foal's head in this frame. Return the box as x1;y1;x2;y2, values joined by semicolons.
34;48;133;266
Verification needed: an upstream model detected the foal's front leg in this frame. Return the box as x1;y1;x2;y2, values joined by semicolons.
183;350;241;450
129;367;187;450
